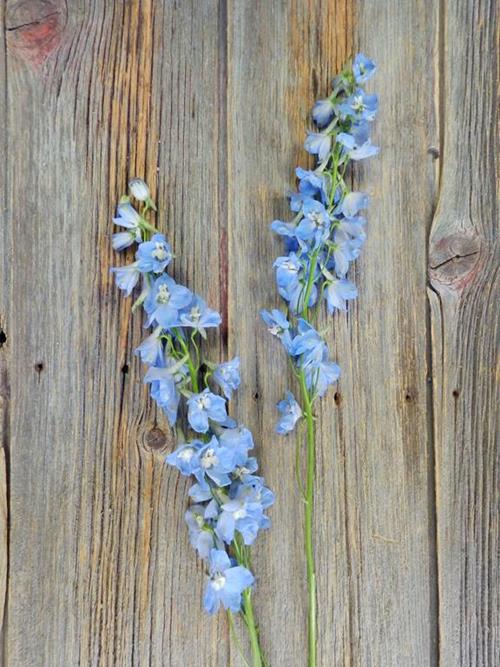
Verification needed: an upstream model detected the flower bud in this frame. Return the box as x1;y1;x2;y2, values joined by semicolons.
128;178;150;201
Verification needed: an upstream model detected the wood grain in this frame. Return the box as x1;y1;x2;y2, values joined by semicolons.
428;1;499;665
0;0;497;665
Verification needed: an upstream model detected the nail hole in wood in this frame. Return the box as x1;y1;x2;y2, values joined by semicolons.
121;363;129;375
405;392;412;402
253;392;259;400
427;146;440;159
35;361;44;373
452;389;460;398
0;329;6;348
334;392;341;405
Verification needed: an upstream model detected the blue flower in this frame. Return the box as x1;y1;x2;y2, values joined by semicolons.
353;53;376;83
289;319;323;357
271;218;298;239
341;192;370;218
111;262;141;296
304;132;332;162
179;295;221;337
337;122;379;161
128;178;150;202
276;391;302;434
144;274;192;328
166;439;206;476
295;199;331;247
216;484;270;546
312;98;335;126
338;90;378;122
325;278;358;313
144;358;185;425
112;203;142;250
218;426;254;466
136;233;173;273
303;344;340;397
197;436;237;487
274;253;302;290
260;309;293;351
185;505;215;560
289;168;330;211
203;549;254;614
332;228;362;276
134;326;164;365
187;389;228;433
213;357;240;399
280;279;318;314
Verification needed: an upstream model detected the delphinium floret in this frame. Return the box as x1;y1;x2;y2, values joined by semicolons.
261;53;378;667
111;179;273;667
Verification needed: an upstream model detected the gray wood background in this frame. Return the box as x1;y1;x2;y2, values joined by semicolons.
0;1;498;665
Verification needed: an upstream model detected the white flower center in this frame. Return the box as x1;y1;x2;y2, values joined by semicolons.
201;448;218;469
268;324;282;336
352;95;366;112
282;260;299;272
308;211;324;228
195;515;204;528
233;507;247;520
156;284;170;304
234;465;249;478
190;306;201;321
152;242;169;261
178;447;194;462
212;574;226;591
197;395;211;410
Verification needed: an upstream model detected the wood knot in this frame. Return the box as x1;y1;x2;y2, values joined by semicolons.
144;428;167;452
429;231;481;291
6;0;67;66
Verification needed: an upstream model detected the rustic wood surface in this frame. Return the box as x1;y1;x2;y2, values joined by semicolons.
0;1;497;666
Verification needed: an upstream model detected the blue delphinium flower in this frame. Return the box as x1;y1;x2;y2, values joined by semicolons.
276;391;302;434
261;55;378;667
136;233;173;273
324;278;358;313
304;131;332;162
187;389;228;433
112;203;142;250
353;53;376;83
213;357;240;399
295;199;331;247
179;295;222;337
203;549;254;615
111;262;140;296
111;180;273;661
144;274;192;328
185;505;216;559
260;308;293;350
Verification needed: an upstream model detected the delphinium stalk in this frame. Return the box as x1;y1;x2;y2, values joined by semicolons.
111;178;273;667
260;54;378;666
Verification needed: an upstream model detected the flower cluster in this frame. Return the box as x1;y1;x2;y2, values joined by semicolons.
262;53;378;433
111;180;274;623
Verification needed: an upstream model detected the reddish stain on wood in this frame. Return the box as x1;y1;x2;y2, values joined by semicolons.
6;1;66;66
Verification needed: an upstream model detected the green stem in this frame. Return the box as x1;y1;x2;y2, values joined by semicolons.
300;247;320;319
299;369;316;667
232;538;268;667
242;589;264;667
174;330;199;392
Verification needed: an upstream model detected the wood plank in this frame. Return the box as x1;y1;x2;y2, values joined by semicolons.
347;3;440;664
228;0;439;664
428;0;499;664
331;1;439;663
2;1;228;665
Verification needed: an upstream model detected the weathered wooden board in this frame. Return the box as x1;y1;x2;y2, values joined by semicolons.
0;1;497;666
428;1;499;665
